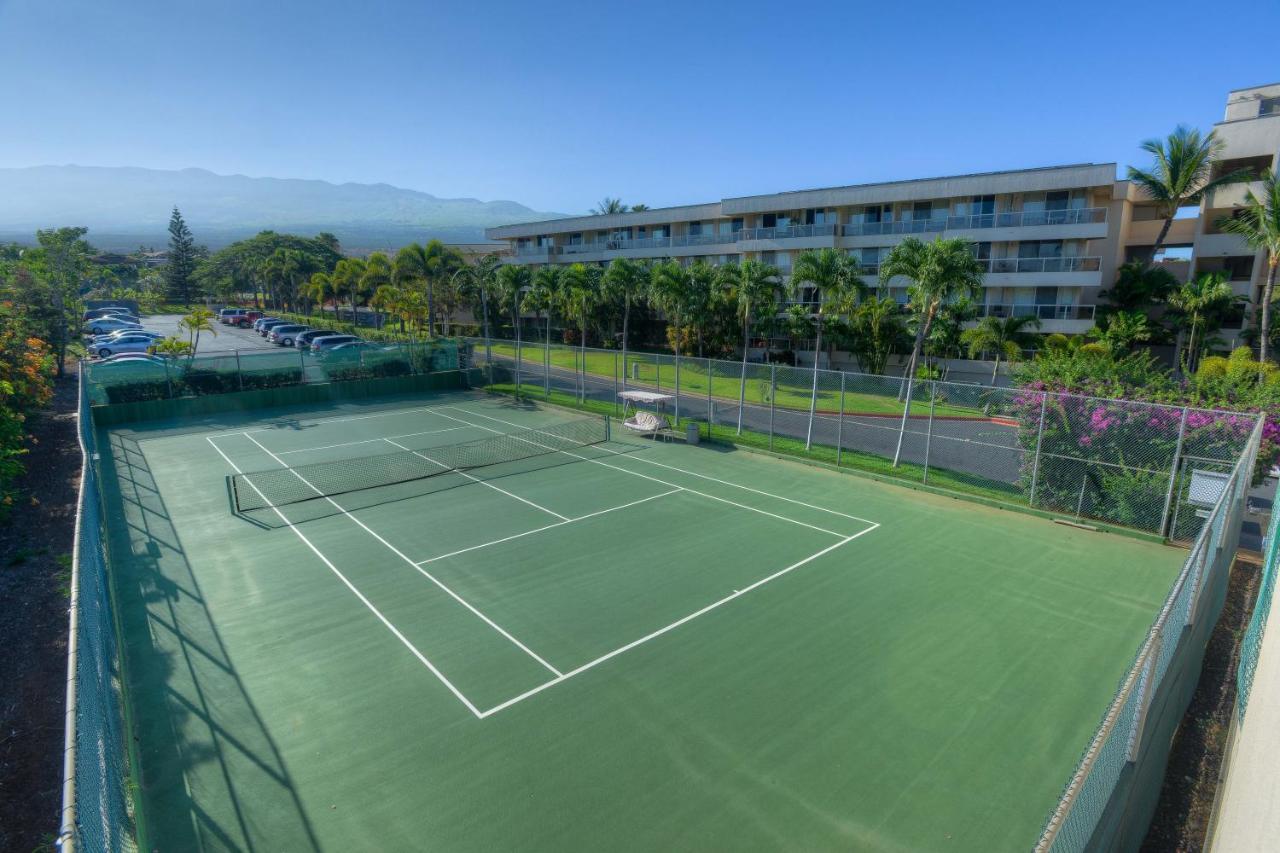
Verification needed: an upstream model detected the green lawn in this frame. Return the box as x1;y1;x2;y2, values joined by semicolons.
486;340;999;420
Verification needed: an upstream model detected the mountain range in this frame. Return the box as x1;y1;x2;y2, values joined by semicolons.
0;165;566;252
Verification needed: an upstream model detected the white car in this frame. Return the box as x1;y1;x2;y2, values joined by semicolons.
90;329;163;344
85;317;142;335
95;353;169;365
92;333;157;358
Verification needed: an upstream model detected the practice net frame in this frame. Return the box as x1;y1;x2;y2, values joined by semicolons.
231;414;610;513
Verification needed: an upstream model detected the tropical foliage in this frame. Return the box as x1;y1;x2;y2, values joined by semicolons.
1217;170;1280;361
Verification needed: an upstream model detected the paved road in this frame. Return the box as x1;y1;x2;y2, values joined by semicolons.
484;353;1026;487
142;314;279;353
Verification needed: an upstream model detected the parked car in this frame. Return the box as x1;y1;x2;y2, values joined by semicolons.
94;353;169;365
232;311;263;328
268;324;310;346
90;330;164;345
258;319;290;337
252;316;280;333
296;329;339;351
91;333;159;358
84;317;142;335
218;308;248;324
83;307;139;321
309;334;362;357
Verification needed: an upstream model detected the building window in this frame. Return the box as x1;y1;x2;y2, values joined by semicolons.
762;213;777;228
688;221;703;236
911;202;932;221
1045;191;1070;211
568;233;582;245
731;218;744;232
1261;96;1280;117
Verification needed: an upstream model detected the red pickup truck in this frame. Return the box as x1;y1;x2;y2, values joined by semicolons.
232;311;263;328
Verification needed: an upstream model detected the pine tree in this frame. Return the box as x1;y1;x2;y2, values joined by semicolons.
165;206;197;305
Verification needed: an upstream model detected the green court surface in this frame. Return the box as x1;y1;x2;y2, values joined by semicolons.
98;389;1183;851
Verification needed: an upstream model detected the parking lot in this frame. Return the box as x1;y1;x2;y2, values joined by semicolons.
141;313;279;354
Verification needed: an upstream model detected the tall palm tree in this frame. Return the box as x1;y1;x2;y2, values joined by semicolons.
496;264;532;392
305;271;333;320
525;266;563;396
1127;125;1253;260
602;258;649;387
454;254;503;364
178;307;216;355
880;237;985;466
1167;272;1235;372
849;293;905;375
560;263;601;401
716;259;781;433
790;248;865;449
880;237;986;389
394;240;464;337
331;257;368;325
361;252;393;329
960;315;1042;383
1218;170;1280;362
649;260;694;357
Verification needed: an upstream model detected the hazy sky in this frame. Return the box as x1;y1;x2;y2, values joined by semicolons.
1;0;1275;214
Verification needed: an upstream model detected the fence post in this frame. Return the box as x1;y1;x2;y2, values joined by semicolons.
514;323;522;400
299;346;307;384
737;360;747;435
1159;407;1191;539
706;358;713;436
674;356;681;422
544;338;550;399
805;363;819;451
769;363;777;452
891;375;915;468
1029;392;1048;506
235;349;244;391
613;351;619;417
836;372;846;468
923;382;937;484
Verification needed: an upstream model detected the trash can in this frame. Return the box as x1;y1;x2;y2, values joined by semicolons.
686;422;701;445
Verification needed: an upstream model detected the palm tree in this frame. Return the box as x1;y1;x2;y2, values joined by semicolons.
649;260;694;357
371;283;408;333
630;204;650;212
880;237;985;389
591;198;629;215
305;271;333;320
394;240;465;337
496;264;532;393
454;254;503;365
602;258;649;388
716;260;781;433
1218;170;1280;362
361;252;393;328
178;307;216;356
1167;272;1235;372
791;248;865;365
331;258;368;325
1099;260;1178;315
880;237;985;466
849;293;906;375
560;263;601;401
1127;125;1254;260
525;266;563;396
960;315;1042;383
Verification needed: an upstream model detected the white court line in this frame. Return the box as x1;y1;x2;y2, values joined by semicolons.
239;432;564;678
274;426;470;456
382;438;569;522
424;407;849;539
448;404;879;527
477;522;879;719
205;435;485;719
415;488;683;566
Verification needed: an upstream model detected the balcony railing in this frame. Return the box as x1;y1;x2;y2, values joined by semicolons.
984;255;1101;274
841;207;1107;236
979;303;1096;321
736;223;838;241
514;245;561;257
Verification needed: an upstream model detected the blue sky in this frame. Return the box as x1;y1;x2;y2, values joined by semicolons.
0;0;1275;215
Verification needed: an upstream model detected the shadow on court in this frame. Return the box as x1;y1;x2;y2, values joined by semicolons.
99;432;322;851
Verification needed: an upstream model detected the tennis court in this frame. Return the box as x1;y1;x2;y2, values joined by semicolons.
97;388;1186;851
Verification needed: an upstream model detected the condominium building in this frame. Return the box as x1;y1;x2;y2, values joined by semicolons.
486;84;1280;346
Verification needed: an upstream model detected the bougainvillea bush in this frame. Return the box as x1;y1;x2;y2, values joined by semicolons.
1012;347;1274;535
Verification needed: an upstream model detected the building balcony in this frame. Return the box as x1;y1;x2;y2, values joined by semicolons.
1206;180;1266;209
979;303;1095;321
841;207;1107;238
514;245;561;258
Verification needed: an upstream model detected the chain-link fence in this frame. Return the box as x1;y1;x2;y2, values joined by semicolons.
60;370;138;851
83;340;461;406
1237;483;1280;719
468;338;1260;539
1035;416;1262;852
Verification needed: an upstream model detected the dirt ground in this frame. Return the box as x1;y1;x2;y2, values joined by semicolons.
0;372;79;853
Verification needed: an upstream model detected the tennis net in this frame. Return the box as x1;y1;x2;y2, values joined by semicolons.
231;414;609;513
